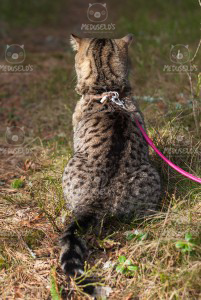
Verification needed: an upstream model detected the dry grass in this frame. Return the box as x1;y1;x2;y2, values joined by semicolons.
0;55;200;298
0;0;201;299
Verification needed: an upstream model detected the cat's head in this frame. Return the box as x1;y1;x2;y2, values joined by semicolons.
87;3;108;23
70;34;133;95
5;44;26;64
5;126;25;145
170;44;190;64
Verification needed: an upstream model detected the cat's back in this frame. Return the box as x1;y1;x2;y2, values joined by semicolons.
73;100;131;162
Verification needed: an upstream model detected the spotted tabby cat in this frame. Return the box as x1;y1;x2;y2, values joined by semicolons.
60;34;161;279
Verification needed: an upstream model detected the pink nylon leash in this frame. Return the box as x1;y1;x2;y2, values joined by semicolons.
99;91;201;184
134;117;201;184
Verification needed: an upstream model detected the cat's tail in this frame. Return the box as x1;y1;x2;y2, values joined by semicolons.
60;213;97;289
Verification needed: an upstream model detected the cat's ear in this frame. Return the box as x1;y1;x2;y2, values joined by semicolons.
70;34;81;51
121;34;134;47
115;34;134;48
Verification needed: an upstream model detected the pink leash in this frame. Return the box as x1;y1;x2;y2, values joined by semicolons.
99;91;201;184
134;117;201;184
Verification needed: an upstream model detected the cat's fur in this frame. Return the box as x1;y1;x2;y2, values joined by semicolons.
60;34;161;281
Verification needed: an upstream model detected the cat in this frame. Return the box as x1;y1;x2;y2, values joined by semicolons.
60;34;161;292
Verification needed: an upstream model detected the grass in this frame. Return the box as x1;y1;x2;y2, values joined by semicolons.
0;0;67;27
0;0;201;299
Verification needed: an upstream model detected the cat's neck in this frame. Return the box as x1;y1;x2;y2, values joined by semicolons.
76;80;132;97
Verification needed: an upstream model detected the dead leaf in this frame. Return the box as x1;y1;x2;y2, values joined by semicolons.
30;213;45;224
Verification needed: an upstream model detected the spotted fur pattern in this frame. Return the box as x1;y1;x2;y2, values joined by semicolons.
60;34;161;283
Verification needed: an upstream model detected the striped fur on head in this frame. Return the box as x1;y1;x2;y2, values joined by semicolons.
70;34;133;95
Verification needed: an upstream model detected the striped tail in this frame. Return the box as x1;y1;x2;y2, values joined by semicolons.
60;213;97;278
